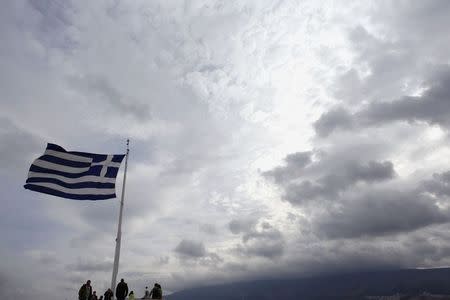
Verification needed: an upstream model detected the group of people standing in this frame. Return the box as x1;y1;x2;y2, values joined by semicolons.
143;283;162;299
79;278;162;300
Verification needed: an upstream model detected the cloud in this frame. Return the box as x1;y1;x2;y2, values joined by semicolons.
314;108;355;137
3;0;450;297
233;222;285;260
314;188;450;239
199;223;217;235
158;256;170;265
315;69;450;137
66;259;112;272
261;151;313;184
27;0;77;50
67;74;151;121
174;240;206;258
423;171;450;197
237;242;284;260
222;262;248;272
27;250;59;265
229;218;258;235
264;150;396;205
0;117;41;175
264;148;450;238
265;151;450;238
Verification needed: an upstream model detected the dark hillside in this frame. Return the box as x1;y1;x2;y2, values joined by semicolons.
168;268;450;300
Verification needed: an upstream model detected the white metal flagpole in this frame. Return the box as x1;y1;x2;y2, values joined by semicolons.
111;139;130;292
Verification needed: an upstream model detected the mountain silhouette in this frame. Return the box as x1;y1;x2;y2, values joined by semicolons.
167;268;450;300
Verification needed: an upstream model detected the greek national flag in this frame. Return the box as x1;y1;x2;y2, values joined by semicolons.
24;143;125;200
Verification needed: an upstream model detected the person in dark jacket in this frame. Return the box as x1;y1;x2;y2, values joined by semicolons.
78;280;92;300
149;283;162;299
104;288;113;300
115;278;129;300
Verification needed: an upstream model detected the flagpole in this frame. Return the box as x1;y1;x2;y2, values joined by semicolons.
111;139;129;292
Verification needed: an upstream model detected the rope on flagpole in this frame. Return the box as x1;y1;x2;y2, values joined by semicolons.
111;139;129;292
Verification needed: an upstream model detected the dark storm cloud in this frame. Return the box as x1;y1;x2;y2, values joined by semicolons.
237;242;284;260
261;151;312;184
67;74;151;120
297;160;394;199
314;108;354;138
363;73;450;128
174;240;206;258
315;68;450;137
314;189;450;239
174;240;223;269
264;151;395;205
423;171;450;198
305;168;449;239
265;147;450;238
402;230;450;264
234;222;285;260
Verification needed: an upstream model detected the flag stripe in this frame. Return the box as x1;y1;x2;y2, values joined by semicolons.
27;171;116;184
39;154;92;168
29;164;121;178
24;184;116;200
44;149;92;163
26;177;115;189
33;159;90;174
29;164;95;178
46;143;95;159
25;182;116;195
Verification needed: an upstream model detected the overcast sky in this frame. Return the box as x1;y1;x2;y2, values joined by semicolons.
1;1;450;299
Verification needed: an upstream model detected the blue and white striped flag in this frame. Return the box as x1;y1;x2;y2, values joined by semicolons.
24;143;125;200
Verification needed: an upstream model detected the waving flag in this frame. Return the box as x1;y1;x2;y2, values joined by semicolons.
24;143;125;200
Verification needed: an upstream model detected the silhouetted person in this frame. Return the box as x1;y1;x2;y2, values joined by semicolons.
129;291;136;300
115;278;129;300
149;283;162;299
142;286;150;299
92;291;98;300
99;296;103;300
78;280;92;300
104;288;113;300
